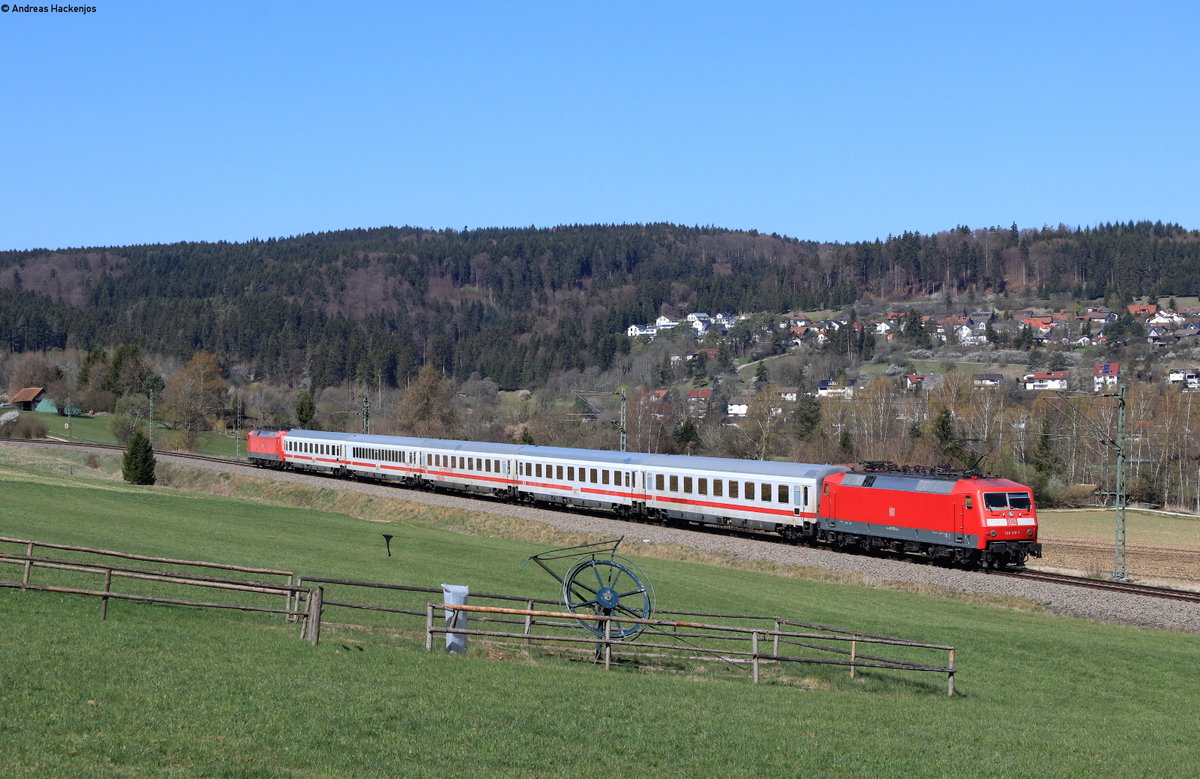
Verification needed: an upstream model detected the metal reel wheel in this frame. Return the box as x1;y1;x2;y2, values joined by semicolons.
562;556;654;639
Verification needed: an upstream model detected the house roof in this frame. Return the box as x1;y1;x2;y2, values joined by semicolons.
12;387;45;403
1093;362;1120;376
1025;371;1070;380
687;389;713;400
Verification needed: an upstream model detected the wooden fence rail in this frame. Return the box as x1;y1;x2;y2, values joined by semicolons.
0;552;315;643
424;603;957;695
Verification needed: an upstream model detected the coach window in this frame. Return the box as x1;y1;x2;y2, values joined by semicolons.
698;478;708;496
713;479;723;497
567;466;575;481
625;472;631;488
763;484;773;503
669;475;678;492
683;477;693;493
964;496;973;510
556;465;562;480
590;468;597;483
535;463;542;478
601;470;609;485
778;485;788;503
746;482;757;500
655;474;664;491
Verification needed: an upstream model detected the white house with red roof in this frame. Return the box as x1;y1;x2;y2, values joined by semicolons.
1093;362;1119;392
1023;370;1071;391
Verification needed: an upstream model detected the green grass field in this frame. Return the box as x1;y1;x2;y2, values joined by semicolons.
17;410;244;457
2;444;1199;776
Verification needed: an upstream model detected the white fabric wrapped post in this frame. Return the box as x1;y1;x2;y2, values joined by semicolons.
441;584;469;654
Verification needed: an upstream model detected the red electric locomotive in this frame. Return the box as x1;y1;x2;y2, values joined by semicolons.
818;462;1041;567
246;428;287;465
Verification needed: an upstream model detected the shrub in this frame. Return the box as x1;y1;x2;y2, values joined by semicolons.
9;415;49;439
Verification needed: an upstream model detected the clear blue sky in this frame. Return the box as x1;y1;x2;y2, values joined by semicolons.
2;1;1197;251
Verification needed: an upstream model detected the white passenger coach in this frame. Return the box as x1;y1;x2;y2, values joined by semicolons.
262;429;849;536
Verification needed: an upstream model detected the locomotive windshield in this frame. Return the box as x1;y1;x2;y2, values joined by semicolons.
984;492;1033;511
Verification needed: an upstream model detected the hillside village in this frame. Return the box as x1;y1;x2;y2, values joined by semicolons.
623;301;1200;421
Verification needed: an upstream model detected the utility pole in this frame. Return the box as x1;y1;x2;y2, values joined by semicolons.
1113;384;1128;580
234;394;242;459
1047;384;1129;581
571;389;628;452
362;393;370;435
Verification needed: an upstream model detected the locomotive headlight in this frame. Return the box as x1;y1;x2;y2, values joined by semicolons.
1007;510;1014;517
1027;529;1033;537
989;530;997;537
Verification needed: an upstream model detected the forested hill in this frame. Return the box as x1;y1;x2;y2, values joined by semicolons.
1;221;1198;389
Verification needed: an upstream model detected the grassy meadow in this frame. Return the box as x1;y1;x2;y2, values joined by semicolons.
2;444;1199;776
16;410;244;457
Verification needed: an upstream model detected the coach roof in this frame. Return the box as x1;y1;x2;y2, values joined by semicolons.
282;430;849;480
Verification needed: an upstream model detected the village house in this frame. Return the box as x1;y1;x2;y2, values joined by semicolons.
972;373;1005;388
1168;369;1200;391
1093;362;1119;392
1146;326;1172;347
1023;370;1071;391
726;396;750;417
816;379;856;399
686;388;714;418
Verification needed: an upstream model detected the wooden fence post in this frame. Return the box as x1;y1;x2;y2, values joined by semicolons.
100;568;113;621
850;636;857;679
22;541;34;589
603;617;612;670
286;574;298;622
426;603;434;652
752;631;760;684
948;648;956;696
305;586;323;646
523;600;533;646
773;618;781;656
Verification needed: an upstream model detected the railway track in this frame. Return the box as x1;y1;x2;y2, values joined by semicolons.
989;568;1200;603
7;437;1200;603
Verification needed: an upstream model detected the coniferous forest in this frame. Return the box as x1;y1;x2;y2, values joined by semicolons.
1;221;1198;392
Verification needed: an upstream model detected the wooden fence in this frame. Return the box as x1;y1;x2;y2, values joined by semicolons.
2;538;957;693
0;536;317;642
425;602;958;695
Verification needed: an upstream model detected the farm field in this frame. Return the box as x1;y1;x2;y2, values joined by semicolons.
2;446;1200;776
1035;509;1200;584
